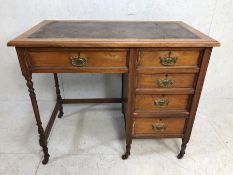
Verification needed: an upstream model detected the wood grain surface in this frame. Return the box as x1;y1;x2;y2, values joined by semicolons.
135;94;190;111
137;49;201;67
132;117;186;135
137;73;196;88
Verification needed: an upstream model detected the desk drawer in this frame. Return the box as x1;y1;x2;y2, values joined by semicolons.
137;49;200;67
135;94;190;111
132;117;185;135
27;49;127;71
137;73;196;88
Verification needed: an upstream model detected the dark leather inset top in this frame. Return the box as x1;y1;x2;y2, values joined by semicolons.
29;21;199;39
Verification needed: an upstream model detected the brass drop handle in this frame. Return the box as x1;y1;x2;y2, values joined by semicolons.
70;56;87;67
160;51;177;66
154;98;169;107
160;57;177;66
152;123;167;132
157;79;174;87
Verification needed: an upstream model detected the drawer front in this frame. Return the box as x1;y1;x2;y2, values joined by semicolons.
28;50;127;68
135;94;190;111
138;49;200;67
133;118;185;135
137;73;196;88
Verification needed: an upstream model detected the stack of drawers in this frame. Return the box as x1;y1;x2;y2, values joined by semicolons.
132;48;202;138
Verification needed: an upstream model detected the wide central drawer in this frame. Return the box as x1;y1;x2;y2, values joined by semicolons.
135;94;190;111
27;49;128;72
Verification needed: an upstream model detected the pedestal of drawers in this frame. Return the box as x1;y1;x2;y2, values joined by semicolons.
122;47;211;159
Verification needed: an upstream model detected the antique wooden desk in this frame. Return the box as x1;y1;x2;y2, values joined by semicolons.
8;21;220;164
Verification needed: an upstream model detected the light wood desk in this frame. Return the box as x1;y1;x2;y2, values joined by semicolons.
8;21;220;164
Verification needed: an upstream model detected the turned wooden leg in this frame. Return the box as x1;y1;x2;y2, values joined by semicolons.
121;74;126;127
26;76;50;164
177;139;187;159
121;74;124;115
121;74;132;160
122;143;131;159
54;73;64;118
122;128;132;160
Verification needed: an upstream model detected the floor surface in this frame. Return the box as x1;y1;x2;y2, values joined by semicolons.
0;99;232;175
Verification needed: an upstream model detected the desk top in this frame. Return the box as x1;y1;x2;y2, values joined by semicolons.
8;20;220;47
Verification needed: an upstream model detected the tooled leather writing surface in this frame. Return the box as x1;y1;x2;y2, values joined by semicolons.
28;21;199;39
